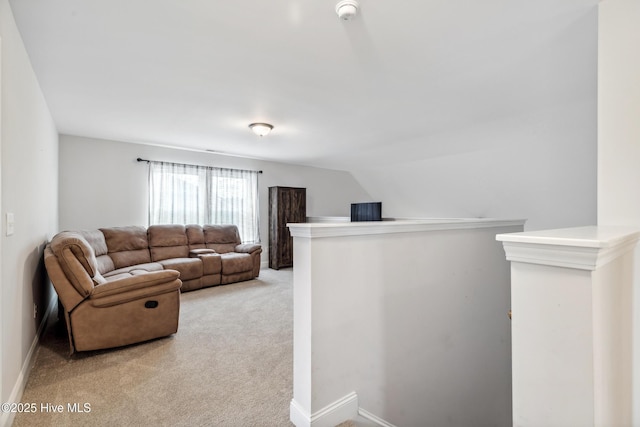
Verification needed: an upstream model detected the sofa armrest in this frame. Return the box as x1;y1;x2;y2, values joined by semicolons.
90;270;181;299
235;243;262;254
189;248;216;257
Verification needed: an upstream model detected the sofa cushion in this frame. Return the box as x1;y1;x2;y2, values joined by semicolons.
148;224;188;247
148;225;190;261
79;229;108;255
103;262;164;278
79;229;114;274
94;255;115;275
204;225;240;244
151;245;190;261
220;252;253;275
101;226;152;269
203;225;241;254
206;243;236;254
159;258;203;281
186;224;206;249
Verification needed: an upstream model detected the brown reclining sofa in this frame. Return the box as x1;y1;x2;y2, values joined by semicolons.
44;224;262;353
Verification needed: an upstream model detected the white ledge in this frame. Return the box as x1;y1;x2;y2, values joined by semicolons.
288;218;526;239
496;226;640;270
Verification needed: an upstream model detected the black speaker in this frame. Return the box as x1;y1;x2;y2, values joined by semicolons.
351;202;382;222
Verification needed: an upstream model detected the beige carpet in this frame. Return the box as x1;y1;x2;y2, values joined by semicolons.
13;268;294;427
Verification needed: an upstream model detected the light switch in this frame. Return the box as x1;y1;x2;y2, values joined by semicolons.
6;212;15;236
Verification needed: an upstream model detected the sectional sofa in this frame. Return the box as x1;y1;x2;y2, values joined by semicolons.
44;224;262;353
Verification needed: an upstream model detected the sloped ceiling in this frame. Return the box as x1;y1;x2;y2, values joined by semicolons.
10;0;597;170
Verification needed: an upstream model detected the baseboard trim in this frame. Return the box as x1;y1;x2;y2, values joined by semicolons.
290;392;359;427
358;407;397;427
290;399;311;427
0;296;57;427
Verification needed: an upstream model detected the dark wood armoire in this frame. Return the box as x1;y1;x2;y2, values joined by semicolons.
268;186;306;269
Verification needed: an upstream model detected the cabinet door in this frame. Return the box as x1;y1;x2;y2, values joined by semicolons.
283;188;306;266
268;188;277;268
278;189;294;267
269;187;306;269
288;188;306;224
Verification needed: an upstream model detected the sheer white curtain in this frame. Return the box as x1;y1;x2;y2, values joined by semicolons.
148;161;260;243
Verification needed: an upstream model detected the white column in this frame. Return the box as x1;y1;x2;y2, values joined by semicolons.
497;226;640;427
598;1;640;424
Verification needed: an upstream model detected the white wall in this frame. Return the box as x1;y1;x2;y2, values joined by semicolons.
348;8;598;232
597;0;640;423
0;1;58;424
289;220;523;426
58;134;371;260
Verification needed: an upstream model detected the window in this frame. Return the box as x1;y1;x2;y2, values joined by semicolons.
148;161;260;243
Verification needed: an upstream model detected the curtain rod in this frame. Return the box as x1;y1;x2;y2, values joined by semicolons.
136;157;263;174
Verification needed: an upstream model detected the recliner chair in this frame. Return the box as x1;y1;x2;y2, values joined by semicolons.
44;231;182;354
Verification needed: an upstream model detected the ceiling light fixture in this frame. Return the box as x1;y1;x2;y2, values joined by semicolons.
248;122;274;137
336;0;359;21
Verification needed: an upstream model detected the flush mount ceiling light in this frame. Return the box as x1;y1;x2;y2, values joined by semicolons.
336;0;359;20
248;122;273;137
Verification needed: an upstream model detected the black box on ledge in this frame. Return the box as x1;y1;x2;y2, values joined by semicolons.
350;202;382;222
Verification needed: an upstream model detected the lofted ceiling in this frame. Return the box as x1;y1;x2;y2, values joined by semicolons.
9;0;597;170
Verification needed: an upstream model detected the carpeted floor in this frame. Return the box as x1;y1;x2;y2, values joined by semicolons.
13;268;294;427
